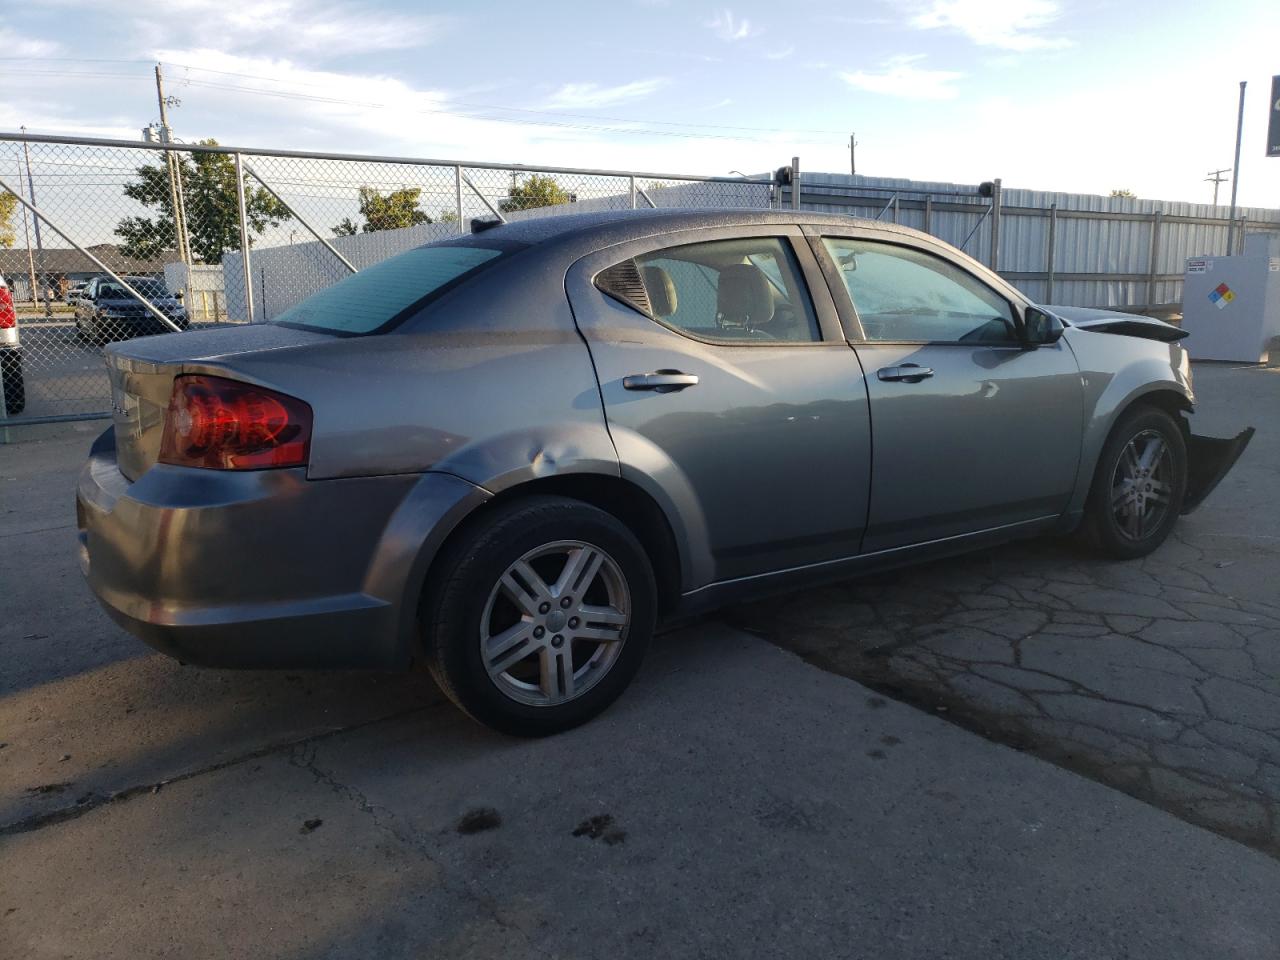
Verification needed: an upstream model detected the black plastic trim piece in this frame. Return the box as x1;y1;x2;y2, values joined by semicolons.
1182;427;1255;514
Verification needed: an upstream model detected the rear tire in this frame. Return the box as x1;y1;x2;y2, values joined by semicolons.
1080;405;1187;559
423;495;657;737
1;350;24;416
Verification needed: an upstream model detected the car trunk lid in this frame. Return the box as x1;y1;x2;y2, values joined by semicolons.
105;324;335;481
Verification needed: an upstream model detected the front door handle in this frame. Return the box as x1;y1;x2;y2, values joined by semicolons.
622;370;700;392
877;364;934;383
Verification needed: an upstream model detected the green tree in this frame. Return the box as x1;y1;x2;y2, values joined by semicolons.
0;190;17;248
500;174;570;213
334;186;431;235
1109;188;1136;198
437;208;459;224
115;140;290;264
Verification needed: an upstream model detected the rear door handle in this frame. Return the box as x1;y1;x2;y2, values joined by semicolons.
877;364;934;383
622;370;700;392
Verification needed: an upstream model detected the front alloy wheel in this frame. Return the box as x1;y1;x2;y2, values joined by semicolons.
1082;405;1187;559
1110;429;1175;541
424;496;656;736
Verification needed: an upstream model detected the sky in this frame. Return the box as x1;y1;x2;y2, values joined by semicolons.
2;0;1279;208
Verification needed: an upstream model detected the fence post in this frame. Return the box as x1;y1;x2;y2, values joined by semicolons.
629;175;637;210
454;165;463;227
1146;209;1163;310
16;156;38;313
989;178;1003;271
892;195;899;224
233;152;255;323
1046;202;1057;304
923;195;932;235
791;155;801;211
1237;214;1247;254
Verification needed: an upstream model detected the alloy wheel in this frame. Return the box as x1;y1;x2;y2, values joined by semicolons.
479;540;631;707
1110;428;1174;541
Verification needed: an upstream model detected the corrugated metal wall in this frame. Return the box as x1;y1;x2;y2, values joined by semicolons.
799;173;1280;310
226;169;1280;320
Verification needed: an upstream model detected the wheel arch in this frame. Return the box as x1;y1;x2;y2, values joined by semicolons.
416;473;686;637
1065;381;1194;521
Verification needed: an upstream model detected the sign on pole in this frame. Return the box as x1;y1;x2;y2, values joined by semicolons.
1268;75;1280;158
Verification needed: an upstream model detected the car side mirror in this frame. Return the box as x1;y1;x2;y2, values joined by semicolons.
1023;306;1063;346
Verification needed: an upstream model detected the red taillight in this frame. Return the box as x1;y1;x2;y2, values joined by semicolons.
159;375;312;470
0;287;15;329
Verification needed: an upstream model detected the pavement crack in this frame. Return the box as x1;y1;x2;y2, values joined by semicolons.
0;704;438;839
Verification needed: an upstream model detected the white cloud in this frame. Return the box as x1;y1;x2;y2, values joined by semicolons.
39;0;449;57
909;0;1070;51
764;45;795;60
543;78;669;110
706;9;761;41
149;49;543;154
0;28;63;57
839;55;963;100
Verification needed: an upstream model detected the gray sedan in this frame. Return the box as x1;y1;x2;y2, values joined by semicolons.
77;210;1253;735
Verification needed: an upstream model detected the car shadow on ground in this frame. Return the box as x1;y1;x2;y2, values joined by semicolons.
0;651;444;831
0;624;708;835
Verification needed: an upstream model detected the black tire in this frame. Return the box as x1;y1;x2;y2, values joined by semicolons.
1;350;24;416
423;495;657;737
79;317;105;347
1080;405;1187;559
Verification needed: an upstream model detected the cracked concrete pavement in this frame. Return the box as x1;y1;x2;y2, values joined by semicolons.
729;363;1280;856
2;363;1279;958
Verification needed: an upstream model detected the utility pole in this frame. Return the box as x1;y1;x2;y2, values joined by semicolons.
1205;167;1231;206
1225;81;1246;256
849;132;857;177
16;155;38;312
19;127;51;317
155;62;190;265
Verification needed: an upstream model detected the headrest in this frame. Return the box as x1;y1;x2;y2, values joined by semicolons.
717;263;774;328
642;265;678;317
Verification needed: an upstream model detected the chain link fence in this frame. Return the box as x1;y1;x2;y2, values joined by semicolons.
0;134;776;424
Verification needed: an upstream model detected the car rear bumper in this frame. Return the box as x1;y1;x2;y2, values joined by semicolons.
77;427;489;669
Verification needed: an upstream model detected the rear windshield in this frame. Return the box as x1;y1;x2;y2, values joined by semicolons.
271;242;508;335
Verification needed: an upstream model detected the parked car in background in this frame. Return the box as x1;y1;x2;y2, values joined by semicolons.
66;280;92;305
78;210;1254;736
0;273;25;416
74;276;188;344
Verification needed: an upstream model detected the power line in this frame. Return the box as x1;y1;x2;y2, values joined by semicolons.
1;57;843;142
158;60;846;135
173;76;821;143
0;57;150;64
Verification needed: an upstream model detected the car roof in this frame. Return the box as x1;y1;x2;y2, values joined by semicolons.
455;206;1025;311
473;207;925;251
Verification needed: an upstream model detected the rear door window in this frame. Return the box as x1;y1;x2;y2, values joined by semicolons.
631;236;821;343
272;243;507;335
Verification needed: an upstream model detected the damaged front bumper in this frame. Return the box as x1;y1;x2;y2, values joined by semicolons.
1182;427;1256;514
